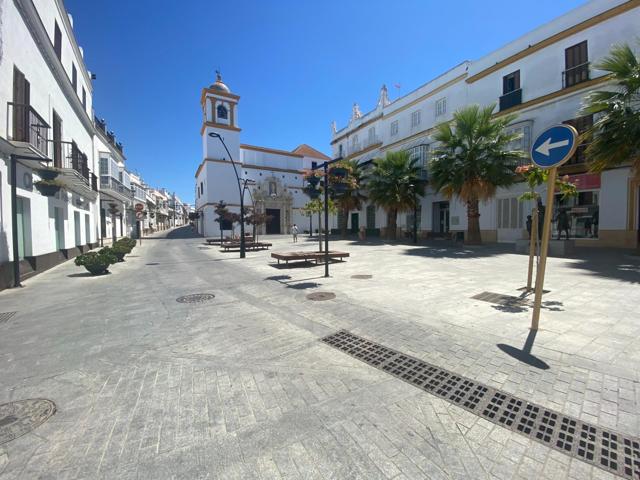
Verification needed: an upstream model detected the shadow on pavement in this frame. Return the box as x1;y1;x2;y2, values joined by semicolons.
497;329;550;370
566;250;640;284
67;271;111;278
143;226;202;240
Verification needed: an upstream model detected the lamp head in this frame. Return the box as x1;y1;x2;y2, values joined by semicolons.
208;132;221;139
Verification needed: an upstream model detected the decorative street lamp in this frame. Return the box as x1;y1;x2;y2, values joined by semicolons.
208;132;247;258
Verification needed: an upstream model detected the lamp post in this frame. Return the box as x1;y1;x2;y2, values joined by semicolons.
10;153;52;288
209;132;247;258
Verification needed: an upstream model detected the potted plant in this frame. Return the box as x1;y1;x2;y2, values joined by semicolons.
37;167;60;181
74;249;117;275
34;179;63;196
107;243;129;262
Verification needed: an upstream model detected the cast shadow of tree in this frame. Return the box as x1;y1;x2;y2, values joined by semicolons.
497;329;550;370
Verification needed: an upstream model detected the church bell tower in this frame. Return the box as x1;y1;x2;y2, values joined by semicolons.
201;71;241;162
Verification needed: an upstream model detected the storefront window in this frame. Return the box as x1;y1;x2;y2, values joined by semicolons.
553;188;599;239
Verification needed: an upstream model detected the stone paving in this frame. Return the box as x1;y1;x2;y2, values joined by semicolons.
0;227;638;479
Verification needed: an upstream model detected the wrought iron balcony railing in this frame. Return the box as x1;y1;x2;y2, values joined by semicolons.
49;140;90;179
6;102;50;156
563;62;590;89
100;175;133;198
499;89;522;111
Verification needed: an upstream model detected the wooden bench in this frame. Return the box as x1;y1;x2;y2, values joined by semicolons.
271;251;350;265
221;241;272;252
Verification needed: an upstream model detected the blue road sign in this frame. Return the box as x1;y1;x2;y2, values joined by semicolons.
530;124;578;169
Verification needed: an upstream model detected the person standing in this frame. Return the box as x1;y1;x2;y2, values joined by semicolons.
292;224;298;243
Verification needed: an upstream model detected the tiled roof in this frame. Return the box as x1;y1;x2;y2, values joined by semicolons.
292;144;331;160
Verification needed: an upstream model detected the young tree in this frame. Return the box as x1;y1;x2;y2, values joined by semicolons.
430;104;525;244
329;159;366;238
365;150;425;240
302;198;337;251
245;208;272;242
580;42;640;178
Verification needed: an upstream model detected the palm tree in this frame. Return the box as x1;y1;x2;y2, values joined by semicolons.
365;150;425;240
430;103;524;244
330;159;366;238
580;42;640;178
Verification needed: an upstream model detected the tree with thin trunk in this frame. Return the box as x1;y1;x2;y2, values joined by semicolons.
365;150;425;241
579;42;640;178
302;198;336;251
330;159;366;238
430;104;524;244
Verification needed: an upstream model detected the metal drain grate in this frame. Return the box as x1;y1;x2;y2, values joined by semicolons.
0;399;56;445
176;293;215;304
307;292;336;301
321;330;640;479
351;275;373;280
472;291;529;306
0;312;16;324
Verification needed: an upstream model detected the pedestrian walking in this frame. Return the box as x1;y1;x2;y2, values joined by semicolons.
556;209;571;240
292;224;298;243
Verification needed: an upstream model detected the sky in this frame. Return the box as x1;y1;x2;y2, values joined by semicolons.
64;0;587;204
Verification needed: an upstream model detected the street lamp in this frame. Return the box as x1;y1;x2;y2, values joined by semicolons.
208;132;247;258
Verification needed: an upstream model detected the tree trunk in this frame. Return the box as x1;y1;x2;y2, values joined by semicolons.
388;209;398;241
340;206;349;238
466;198;482;244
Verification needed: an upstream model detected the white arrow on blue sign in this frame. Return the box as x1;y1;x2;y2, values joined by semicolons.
530;124;579;169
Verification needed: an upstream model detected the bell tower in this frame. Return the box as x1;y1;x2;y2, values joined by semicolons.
200;71;241;162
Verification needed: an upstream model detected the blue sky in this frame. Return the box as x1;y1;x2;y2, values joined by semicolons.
65;0;586;203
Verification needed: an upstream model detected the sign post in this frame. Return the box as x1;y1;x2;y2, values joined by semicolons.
526;207;538;291
529;124;578;330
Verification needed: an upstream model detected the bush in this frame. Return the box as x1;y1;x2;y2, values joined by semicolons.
116;237;136;251
106;243;129;262
75;249;117;275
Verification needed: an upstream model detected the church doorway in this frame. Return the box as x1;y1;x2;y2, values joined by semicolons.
266;208;281;234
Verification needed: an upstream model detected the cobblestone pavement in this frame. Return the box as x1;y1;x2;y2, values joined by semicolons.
0;228;638;479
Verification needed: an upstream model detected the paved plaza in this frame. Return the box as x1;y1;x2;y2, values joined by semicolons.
0;227;639;479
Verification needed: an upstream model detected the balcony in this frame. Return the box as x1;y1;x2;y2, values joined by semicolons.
563;62;590;89
499;89;522;111
100;175;133;204
6;102;50;157
47;140;98;199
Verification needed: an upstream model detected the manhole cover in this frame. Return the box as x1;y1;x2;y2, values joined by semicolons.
176;293;215;304
351;275;372;279
0;399;56;445
306;292;336;301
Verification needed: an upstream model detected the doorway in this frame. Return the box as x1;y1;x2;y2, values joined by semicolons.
351;212;359;234
266;208;281;234
85;214;91;245
432;201;449;235
54;207;64;250
15;197;31;260
74;211;81;246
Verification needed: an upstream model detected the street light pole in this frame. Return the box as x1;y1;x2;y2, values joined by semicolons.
209;132;246;259
323;161;329;278
413;191;418;244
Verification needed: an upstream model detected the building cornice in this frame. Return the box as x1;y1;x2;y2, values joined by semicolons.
200;122;241;136
331;114;383;145
52;0;93;92
15;0;95;137
240;144;304;158
344;142;383;161
466;0;640;84
200;87;240;105
196;158;305;176
95;127;126;163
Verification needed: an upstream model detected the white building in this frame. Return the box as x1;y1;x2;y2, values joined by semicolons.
331;0;640;249
194;73;330;237
0;0;100;287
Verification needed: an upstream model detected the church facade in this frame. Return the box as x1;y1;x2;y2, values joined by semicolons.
194;73;330;238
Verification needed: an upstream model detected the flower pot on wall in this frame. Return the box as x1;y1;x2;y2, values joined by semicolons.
37;168;60;181
34;182;62;197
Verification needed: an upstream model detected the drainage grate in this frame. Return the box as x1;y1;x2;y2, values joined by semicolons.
351;275;373;280
0;312;16;324
321;330;640;479
472;291;529;306
176;293;215;304
307;292;336;301
0;399;56;445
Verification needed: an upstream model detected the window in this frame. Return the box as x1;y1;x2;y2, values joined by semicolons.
200;182;203;194
411;110;421;128
504;121;532;164
564;41;589;88
503;70;520;94
72;63;77;92
497;197;523;229
366;205;376;229
338;144;343;157
217;104;228;120
435;98;447;117
390;120;399;136
54;21;62;60
368;127;376;144
408;144;429;179
82;87;86;109
563;114;593;164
